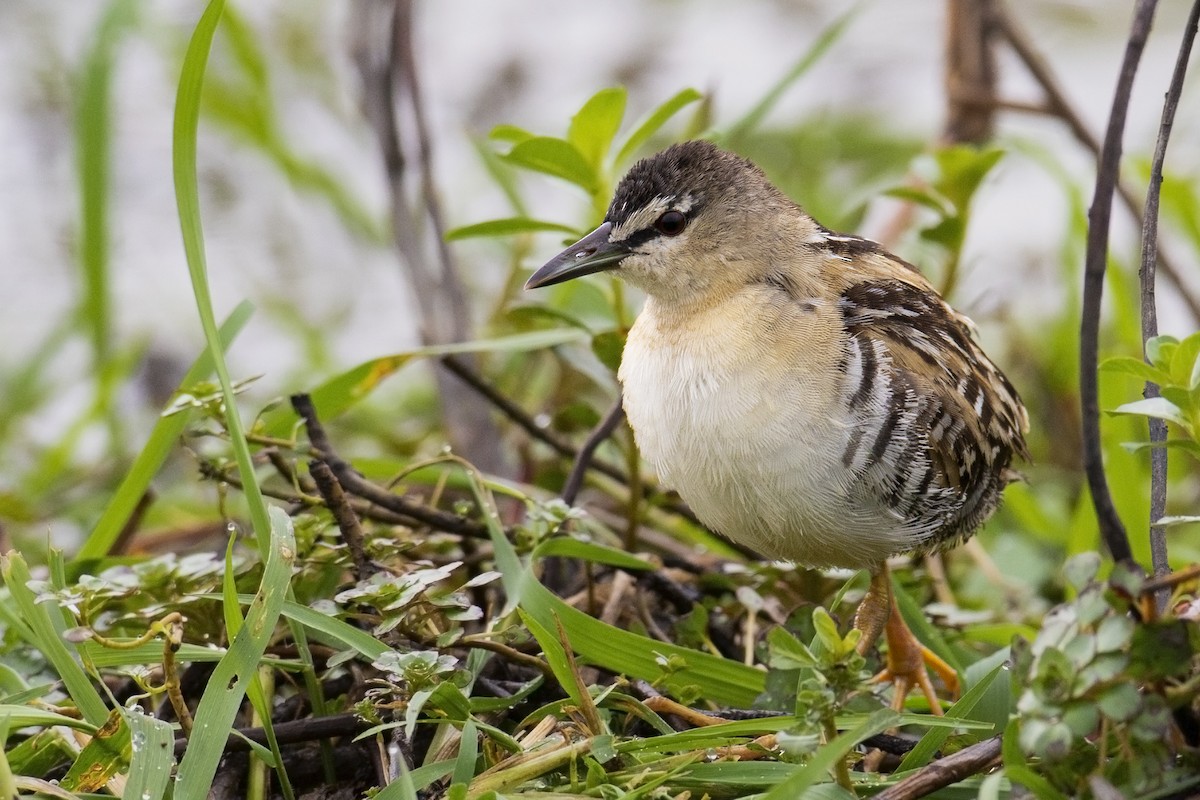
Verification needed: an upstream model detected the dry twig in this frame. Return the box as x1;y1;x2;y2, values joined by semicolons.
872;735;1003;800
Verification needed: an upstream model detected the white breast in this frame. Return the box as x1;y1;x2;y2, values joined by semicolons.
618;290;917;568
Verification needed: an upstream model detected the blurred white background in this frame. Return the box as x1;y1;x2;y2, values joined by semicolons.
1;0;1197;457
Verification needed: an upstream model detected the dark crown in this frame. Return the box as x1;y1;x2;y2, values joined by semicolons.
606;141;766;226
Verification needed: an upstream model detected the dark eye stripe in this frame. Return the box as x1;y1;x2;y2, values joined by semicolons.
619;227;662;251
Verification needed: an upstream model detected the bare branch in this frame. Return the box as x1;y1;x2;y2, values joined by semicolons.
1142;0;1200;588
563;398;626;506
1077;0;1161;565
873;735;1003;800
350;0;506;473
943;0;999;144
291;393;490;540
994;5;1200;323
309;459;377;580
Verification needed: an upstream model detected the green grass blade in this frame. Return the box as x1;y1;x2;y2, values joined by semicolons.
896;662;1004;771
173;0;273;553
79;640;301;669
521;580;765;708
76;0;137;376
0;553;109;726
174;507;295;800
221;533;295;800
260;328;587;438
722;6;858;143
760;708;898;799
79;300;253;560
614;88;703;166
0;705;97;733
124;711;175;800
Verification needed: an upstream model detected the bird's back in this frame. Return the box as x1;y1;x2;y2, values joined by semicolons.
620;233;1028;569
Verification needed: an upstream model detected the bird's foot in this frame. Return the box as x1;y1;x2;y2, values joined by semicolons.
870;603;959;715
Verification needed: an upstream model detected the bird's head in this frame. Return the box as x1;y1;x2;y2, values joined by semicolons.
525;140;814;303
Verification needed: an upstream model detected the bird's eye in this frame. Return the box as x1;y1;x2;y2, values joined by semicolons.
654;210;688;236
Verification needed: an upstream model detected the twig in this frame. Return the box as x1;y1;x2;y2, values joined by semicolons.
459;634;556;680
309;459;377;580
439;357;703;526
873;735;1003;800
1076;0;1160;565
291;394;489;540
563;398;625;505
440;354;574;461
173;712;371;757
993;5;1200;323
197;458;416;528
350;0;505;473
1142;0;1200;594
440;353;640;486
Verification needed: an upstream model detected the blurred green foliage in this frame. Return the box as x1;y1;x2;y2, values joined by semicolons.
1;4;1198;799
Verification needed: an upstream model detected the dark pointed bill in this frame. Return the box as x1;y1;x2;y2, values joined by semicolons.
524;222;629;289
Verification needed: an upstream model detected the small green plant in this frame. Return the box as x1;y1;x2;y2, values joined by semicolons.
1008;553;1199;798
1105;331;1200;460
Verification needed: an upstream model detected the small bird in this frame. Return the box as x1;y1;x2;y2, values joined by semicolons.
525;140;1029;711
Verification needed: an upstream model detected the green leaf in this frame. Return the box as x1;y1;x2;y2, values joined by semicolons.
519;609;580;708
445;217;581;242
275;599;390;661
501;136;597;192
519;579;765;707
1098;355;1171;385
1145;335;1179;370
1161;385;1195;412
60;709;131;792
75;0;138;382
531;538;654;571
811;607;843;654
614;88;703;166
590;329;625;373
489;124;535;144
1155;515;1200;527
568;87;626;171
883;186;953;215
1111;397;1187;426
933;146;1005;211
1120;438;1200;460
920;215;966;249
1169;331;1200;387
174;0;277;554
766;627;817;670
0;705;97;734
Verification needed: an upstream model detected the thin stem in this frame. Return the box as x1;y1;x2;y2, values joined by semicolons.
1077;0;1160;565
994;5;1200;324
562;398;625;506
1142;0;1200;591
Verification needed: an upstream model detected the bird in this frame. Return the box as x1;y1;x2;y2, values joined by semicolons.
524;140;1029;712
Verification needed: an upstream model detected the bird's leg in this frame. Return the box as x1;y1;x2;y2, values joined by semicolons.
854;564;959;715
853;568;893;654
